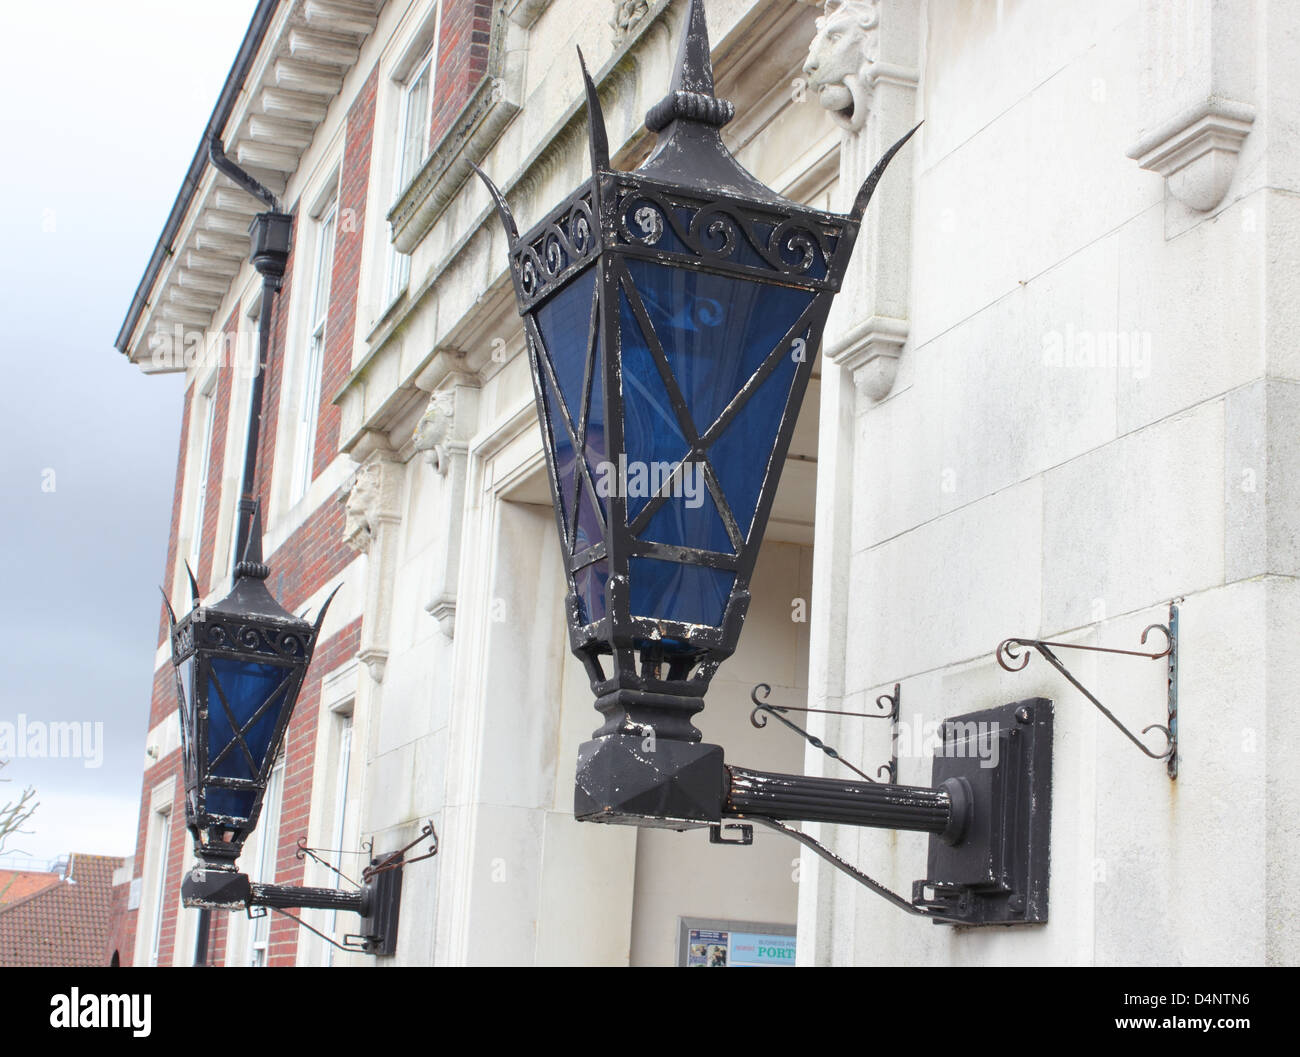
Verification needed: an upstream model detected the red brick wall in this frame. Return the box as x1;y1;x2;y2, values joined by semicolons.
314;64;379;480
431;0;493;148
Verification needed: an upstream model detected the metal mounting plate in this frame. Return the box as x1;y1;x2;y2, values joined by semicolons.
358;856;403;956
912;698;1053;926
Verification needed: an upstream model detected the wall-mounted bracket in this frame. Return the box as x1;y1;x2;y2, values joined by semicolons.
997;601;1179;778
722;699;1055;927
912;699;1054;925
181;821;438;957
749;682;899;783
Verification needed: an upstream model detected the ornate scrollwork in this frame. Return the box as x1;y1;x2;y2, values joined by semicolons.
769;219;819;272
612;183;840;285
690;206;739;258
194;619;312;660
511;190;599;307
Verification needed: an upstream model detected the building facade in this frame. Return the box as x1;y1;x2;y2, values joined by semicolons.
115;0;1298;966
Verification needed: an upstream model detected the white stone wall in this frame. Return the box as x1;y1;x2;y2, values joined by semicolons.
802;0;1299;966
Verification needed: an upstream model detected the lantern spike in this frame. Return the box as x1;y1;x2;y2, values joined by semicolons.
469;161;519;246
160;587;177;629
312;583;343;635
848;122;923;225
576;47;610;174
184;561;201;609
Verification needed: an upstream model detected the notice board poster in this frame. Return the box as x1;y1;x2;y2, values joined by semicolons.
677;918;796;967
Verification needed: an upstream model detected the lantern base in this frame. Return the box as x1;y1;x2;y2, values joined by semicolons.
574;735;726;828
181;862;253;909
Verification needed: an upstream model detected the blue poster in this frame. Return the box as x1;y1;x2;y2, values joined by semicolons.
685;926;796;966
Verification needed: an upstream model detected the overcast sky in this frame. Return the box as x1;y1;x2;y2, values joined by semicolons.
0;1;259;865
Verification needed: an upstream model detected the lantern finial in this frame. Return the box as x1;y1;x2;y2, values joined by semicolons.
645;0;734;133
234;500;269;581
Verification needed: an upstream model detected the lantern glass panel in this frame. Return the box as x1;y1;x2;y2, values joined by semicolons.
207;657;289;785
619;260;815;542
534;264;607;555
628;556;736;629
573;558;610;625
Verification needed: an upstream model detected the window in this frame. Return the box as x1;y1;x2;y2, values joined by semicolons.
385;18;439;304
292;204;337;502
188;376;218;570
247;755;285;967
322;710;355;965
146;809;171;967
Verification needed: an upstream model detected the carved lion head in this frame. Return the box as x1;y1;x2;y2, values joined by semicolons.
803;0;880;132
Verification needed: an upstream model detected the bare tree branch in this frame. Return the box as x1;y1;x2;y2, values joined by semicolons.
0;759;39;857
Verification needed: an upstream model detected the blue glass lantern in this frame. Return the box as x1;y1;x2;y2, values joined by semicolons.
476;0;916;825
164;507;335;868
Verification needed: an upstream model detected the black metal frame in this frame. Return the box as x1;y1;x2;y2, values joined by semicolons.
162;143;413;959
476;0;1054;928
164;509;333;867
476;0;919;827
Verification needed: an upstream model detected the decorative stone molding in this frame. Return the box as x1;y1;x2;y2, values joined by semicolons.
1127;98;1254;212
338;452;404;681
339;462;382;553
412;390;458;474
123;0;384;372
802;0;881;133
1127;0;1256;216
388;7;520;254
825;314;909;402
812;0;919;403
414;375;480;638
611;0;651;45
507;0;552;28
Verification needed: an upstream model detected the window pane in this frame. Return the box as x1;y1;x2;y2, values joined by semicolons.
399;63;430;188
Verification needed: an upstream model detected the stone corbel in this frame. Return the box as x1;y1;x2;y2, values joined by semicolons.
1127;97;1254;213
824;315;909;402
507;0;552;28
1127;0;1256;215
339;452;404;682
413;373;480;638
805;0;919;403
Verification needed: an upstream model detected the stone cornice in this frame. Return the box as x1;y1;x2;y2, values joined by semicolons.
121;0;386;373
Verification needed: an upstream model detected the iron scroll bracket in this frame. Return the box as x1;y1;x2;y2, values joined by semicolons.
996;601;1179;778
749;682;900;783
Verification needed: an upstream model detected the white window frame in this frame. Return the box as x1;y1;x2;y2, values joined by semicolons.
384;4;441;305
146;807;172;967
322;708;355;965
247;755;286;967
188;373;218;570
292;201;337;503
